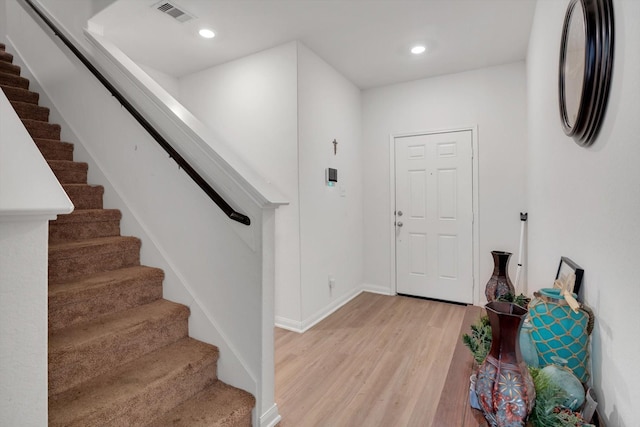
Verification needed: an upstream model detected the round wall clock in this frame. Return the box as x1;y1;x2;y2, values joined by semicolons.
558;0;614;147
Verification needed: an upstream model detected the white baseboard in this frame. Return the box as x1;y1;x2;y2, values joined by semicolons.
362;283;395;296
301;287;363;332
276;285;398;334
260;403;282;427
275;316;304;333
276;287;364;334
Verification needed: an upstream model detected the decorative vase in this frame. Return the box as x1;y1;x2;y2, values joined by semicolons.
485;251;515;302
518;321;539;368
475;301;535;427
540;356;585;411
528;289;594;383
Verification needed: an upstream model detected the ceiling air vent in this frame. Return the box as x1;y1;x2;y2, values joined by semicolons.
154;1;194;23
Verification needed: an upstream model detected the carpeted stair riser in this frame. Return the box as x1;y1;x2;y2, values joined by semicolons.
0;84;39;104
48;266;164;332
47;160;88;184
48;338;219;427
0;50;14;63
49;209;121;244
0;60;20;75
49;300;190;396
62;184;104;209
147;381;255;427
34;138;74;161
0;71;29;89
11;99;49;121
22;118;61;140
48;236;141;284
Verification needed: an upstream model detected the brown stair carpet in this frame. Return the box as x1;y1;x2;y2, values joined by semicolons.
1;43;254;426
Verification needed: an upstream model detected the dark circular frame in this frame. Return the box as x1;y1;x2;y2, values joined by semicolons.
558;0;615;147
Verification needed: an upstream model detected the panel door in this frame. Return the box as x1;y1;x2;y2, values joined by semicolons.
395;130;473;303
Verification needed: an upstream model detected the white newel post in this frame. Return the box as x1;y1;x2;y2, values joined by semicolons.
259;208;281;427
0;88;73;425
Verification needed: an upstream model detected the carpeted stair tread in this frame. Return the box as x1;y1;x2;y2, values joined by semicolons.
50;208;121;243
48;236;140;283
10;99;49;121
0;84;39;104
61;184;104;209
0;70;29;89
48;337;219;427
22;117;61;140
147;381;255;427
47;159;88;184
0;50;13;63
35;137;74;160
0;60;20;75
49;265;164;332
49;299;189;396
53;208;121;224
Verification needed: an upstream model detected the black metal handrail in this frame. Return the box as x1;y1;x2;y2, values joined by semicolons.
23;0;251;226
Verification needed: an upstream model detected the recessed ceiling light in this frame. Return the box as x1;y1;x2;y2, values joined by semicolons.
411;45;426;55
199;29;215;39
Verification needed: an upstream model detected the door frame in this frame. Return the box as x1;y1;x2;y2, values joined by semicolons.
388;126;480;305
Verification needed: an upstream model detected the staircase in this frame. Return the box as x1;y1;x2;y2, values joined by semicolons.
0;43;255;426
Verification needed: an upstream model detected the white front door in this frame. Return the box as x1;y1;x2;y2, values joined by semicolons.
394;130;473;303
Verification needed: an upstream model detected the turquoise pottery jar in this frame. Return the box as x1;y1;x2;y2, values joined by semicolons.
528;289;594;383
540;356;585;410
518;321;539;368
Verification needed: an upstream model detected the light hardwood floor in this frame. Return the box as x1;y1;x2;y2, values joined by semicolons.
275;292;468;427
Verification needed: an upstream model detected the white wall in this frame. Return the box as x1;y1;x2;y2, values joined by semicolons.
527;1;640;425
178;42;302;325
178;42;365;331
297;43;363;327
138;63;180;99
362;62;528;302
35;0;114;45
0;221;49;426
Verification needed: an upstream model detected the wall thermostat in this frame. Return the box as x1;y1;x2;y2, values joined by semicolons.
326;168;338;187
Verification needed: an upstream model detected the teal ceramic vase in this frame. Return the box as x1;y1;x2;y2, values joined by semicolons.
518;321;539;368
475;302;535;427
540;356;586;411
528;289;594;383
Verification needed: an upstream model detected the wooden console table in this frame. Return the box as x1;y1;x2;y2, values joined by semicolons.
432;304;604;427
433;305;488;427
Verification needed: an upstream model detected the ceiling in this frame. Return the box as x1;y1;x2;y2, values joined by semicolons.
92;0;537;89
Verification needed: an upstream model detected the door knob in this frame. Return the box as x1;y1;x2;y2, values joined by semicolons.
397;221;403;227
397;210;403;216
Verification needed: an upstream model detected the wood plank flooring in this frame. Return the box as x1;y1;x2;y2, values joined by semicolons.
275;292;471;427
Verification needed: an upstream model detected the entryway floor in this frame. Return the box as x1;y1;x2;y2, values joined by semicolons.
274;292;467;426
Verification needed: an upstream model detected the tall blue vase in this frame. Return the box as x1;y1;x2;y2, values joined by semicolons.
519;321;539;368
528;289;593;383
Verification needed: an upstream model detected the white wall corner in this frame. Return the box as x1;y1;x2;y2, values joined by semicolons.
362;283;395;296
